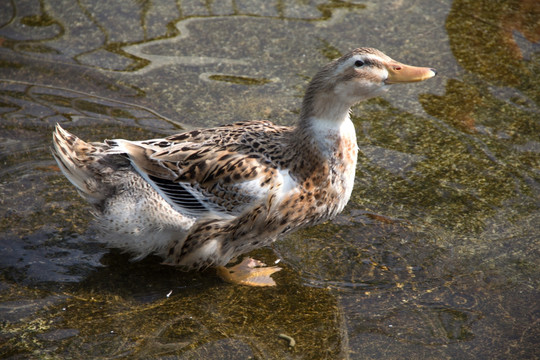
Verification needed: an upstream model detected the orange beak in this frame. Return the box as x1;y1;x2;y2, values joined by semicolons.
384;61;437;84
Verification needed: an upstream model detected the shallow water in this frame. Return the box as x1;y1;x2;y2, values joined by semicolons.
0;0;538;358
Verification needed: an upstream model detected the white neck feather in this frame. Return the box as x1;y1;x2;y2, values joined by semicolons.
307;112;357;155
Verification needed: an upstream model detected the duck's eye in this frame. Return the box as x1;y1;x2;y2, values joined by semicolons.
354;60;364;67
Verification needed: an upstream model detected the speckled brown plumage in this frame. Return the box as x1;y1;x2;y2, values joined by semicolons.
52;47;436;285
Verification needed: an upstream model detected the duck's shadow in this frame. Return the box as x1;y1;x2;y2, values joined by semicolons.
76;249;222;302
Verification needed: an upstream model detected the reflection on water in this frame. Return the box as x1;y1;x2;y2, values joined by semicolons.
1;0;538;358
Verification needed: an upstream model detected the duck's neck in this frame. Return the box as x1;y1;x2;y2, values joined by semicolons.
301;113;353;149
299;86;355;126
294;89;356;155
286;99;358;205
286;96;357;184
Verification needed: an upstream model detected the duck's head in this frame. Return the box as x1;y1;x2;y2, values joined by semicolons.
301;47;437;121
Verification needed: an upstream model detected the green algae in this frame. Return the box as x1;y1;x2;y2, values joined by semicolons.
350;93;539;235
207;74;273;86
446;0;540;92
1;254;344;358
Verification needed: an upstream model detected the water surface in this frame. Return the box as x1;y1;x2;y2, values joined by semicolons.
1;0;538;358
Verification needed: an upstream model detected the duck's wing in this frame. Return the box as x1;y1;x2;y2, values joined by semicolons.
111;122;292;219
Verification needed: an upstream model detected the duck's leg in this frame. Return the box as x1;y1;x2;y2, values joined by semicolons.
166;218;282;286
216;257;282;287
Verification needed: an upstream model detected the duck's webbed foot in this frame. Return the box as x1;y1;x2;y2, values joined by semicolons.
216;257;282;287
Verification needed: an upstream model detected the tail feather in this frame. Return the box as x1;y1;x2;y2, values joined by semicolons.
51;124;108;204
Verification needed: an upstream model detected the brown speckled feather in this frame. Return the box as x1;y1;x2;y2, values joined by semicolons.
112;121;294;219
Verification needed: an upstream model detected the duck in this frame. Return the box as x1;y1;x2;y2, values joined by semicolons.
52;47;436;286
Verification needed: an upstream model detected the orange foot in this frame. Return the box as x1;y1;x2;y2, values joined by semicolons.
216;257;282;287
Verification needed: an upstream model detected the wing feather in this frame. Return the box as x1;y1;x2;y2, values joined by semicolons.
111;121;293;219
147;175;208;213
